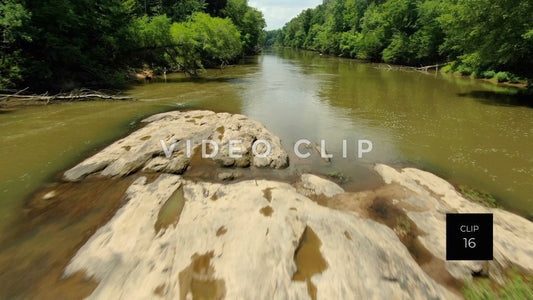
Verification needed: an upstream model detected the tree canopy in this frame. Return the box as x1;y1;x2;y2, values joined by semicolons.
273;0;533;83
169;13;242;76
0;0;265;90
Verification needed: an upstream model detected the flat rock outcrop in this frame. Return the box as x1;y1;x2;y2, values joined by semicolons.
65;175;457;299
63;110;289;181
373;164;533;284
57;111;533;299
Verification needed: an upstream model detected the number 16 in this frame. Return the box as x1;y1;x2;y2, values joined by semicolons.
463;238;476;248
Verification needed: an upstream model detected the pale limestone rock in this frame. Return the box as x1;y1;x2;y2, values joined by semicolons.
64;175;456;299
62;110;289;181
297;174;345;197
374;164;533;284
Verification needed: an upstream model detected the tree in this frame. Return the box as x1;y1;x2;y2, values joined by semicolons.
133;0;206;22
204;0;227;17
222;0;266;54
132;15;174;69
278;0;531;84
0;0;262;90
440;0;533;81
169;12;242;76
0;0;32;89
11;0;139;91
264;29;280;47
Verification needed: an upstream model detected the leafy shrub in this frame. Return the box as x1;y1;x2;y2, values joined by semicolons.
339;32;360;58
508;74;521;84
456;65;473;76
132;15;173;67
480;70;496;79
356;31;385;61
495;72;511;82
440;64;452;72
383;33;413;64
459;53;482;72
312;28;340;54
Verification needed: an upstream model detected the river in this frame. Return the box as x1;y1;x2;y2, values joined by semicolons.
1;48;532;241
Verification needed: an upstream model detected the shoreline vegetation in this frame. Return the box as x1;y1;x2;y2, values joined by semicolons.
0;0;266;93
3;0;531;97
2;50;529;109
0;88;134;108
273;47;532;90
266;0;532;89
1;54;529;109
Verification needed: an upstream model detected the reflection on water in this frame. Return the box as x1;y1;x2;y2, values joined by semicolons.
0;48;532;242
237;50;531;216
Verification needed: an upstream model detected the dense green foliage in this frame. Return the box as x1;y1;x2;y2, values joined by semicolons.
133;0;206;21
1;0;138;90
222;0;265;53
264;29;281;48
274;0;533;83
131;12;242;77
0;1;31;89
170;13;242;76
0;0;265;90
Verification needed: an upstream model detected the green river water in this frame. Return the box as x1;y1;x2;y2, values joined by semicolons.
1;49;532;240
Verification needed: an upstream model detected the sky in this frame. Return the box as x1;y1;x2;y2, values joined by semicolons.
249;0;322;30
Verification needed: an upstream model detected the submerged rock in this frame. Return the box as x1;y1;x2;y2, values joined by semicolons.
217;171;244;181
63;110;289;181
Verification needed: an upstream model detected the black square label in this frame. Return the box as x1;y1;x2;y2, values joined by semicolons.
446;213;493;260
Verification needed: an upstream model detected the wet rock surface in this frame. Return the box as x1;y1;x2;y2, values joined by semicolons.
217;171;244;181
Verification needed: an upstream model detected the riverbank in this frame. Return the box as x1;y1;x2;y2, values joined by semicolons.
0;89;135;108
1;110;531;299
439;63;530;90
276;46;531;91
0;64;238;109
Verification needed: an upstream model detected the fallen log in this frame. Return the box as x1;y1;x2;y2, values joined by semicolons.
0;89;134;104
417;62;450;71
0;94;133;101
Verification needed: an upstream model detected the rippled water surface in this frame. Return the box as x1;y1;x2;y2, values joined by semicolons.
1;49;532;240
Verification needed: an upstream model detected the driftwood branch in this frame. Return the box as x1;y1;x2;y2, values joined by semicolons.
0;88;134;104
417;62;450;72
373;62;451;73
